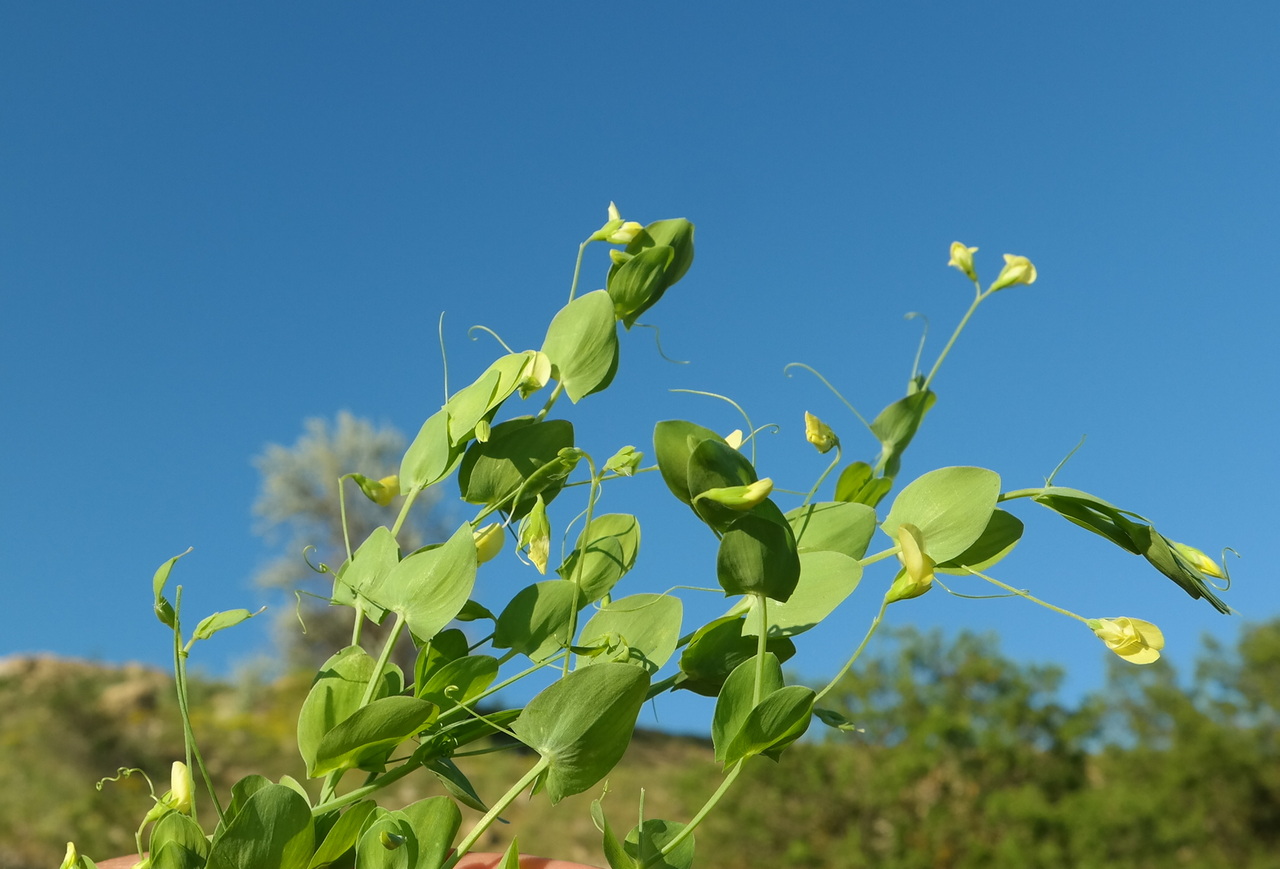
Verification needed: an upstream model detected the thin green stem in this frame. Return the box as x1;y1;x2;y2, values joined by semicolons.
447;758;550;868
922;282;987;391
310;760;421;816
753;594;769;705
814;596;889;705
648;760;745;866
390;486;423;540
563;453;601;675
171;587;224;823
568;239;590;302
801;445;843;508
535;381;565;422
967;569;1088;623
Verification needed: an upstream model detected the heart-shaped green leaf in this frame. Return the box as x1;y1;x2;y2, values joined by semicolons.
458;417;575;518
578;593;683;673
541;289;619;402
207;784;313;869
716;513;800;602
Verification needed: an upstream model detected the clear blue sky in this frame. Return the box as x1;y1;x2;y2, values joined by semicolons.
4;3;1277;731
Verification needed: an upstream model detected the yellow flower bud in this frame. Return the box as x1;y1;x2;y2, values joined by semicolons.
607;221;645;245
724;430;745;450
473;523;505;564
170;761;193;815
947;242;979;281
59;842;80;869
988;254;1037;291
1172;542;1225;579
373;475;400;507
1087;617;1164;664
697;478;774;511
804;411;838;454
885;523;935;603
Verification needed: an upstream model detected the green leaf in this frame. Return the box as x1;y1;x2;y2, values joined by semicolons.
400;409;463;492
513;662;650;803
785;501;878;559
608;218;696;329
298;645;400;777
592;799;636;869
400;796;462;869
331;526;399;623
653;420;726;506
493;580;583;661
675;615;796;697
206;784;314;869
311;696;438;777
412;628;470;696
354;813;414;869
444;352;536;445
606;244;675;324
624;819;695;869
150;812;209;869
457;417;575;518
716;513;801;602
833;462;893;508
152;548;191;628
417;654;499;713
541;289;620;402
307;802;377;869
869;388;936;479
1027;486;1231;613
881;466;1001;563
712;654;784;764
814;707;863;732
191;607;263;643
731;550;863;639
557;513;642;603
361;523;478;642
936;509;1024;574
578;593;683;673
422;756;491;813
721;685;815;765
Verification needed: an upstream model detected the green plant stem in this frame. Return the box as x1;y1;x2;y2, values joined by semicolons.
568;239;590;302
648;760;745;867
447;758;550;868
814;596;889;705
171;587;224;825
801;445;842;508
564;453;601;675
968;569;1088;623
390;485;423;540
318;612;408;805
922;282;987;392
753;593;769;705
534;381;564;422
309;760;422;816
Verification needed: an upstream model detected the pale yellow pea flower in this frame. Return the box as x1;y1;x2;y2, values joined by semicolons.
947;242;979;281
886;523;935;603
1087;617;1165;664
473;523;505;565
698;478;774;511
1172;542;1225;579
989;254;1037;291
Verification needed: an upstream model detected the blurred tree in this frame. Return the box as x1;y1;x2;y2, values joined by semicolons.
252;411;446;668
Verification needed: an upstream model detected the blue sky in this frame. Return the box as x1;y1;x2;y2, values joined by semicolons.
4;3;1277;732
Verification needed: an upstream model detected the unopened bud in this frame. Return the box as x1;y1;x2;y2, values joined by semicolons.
947;242;979;281
473;523;505;565
697;478;773;511
804;412;838;454
988;254;1037;292
1172;542;1225;579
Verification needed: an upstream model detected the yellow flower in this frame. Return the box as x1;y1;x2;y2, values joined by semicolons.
804;411;839;454
989;254;1037;292
724;429;745;450
170;761;194;815
697;478;774;511
518;350;553;399
1088;617;1165;664
472;523;505;564
947;242;979;281
519;495;551;574
59;843;80;869
885;523;935;603
373;475;400;507
593;202;645;244
1172;542;1225;579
